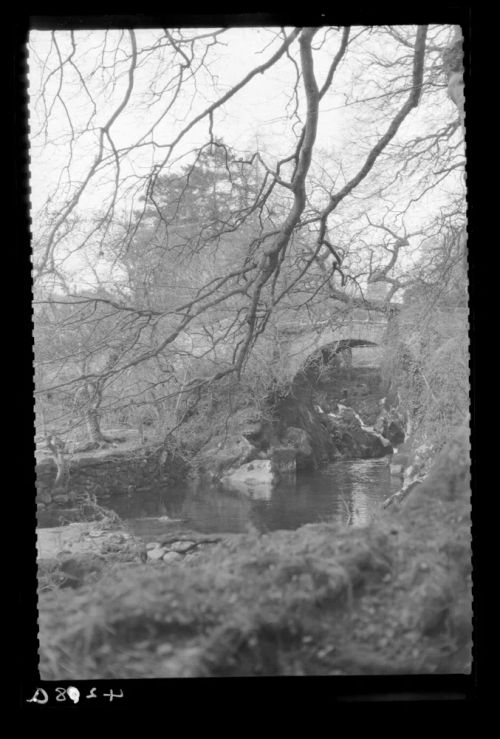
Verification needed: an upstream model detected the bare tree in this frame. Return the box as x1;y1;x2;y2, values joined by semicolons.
30;24;466;443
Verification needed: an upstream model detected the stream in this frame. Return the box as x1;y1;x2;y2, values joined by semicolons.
38;458;400;538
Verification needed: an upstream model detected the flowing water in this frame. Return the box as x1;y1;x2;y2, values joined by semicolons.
38;458;400;538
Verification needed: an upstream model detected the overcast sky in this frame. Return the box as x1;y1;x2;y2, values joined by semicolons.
28;25;463;289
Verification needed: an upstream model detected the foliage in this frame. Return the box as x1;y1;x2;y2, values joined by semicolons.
381;272;469;450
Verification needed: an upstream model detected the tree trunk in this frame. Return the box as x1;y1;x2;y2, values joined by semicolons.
443;26;465;132
75;383;111;445
146;390;164;428
75;350;120;445
84;406;108;444
46;435;70;492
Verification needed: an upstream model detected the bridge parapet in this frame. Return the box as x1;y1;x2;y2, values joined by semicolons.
277;314;386;333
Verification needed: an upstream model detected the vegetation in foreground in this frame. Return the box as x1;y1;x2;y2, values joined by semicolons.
38;426;471;679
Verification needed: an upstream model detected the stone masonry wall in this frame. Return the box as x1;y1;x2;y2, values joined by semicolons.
36;447;183;509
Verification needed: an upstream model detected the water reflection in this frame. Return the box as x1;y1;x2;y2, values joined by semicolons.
99;458;400;537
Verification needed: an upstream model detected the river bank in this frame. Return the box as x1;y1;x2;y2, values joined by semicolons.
37;425;471;678
36;348;471;678
36;363;404;523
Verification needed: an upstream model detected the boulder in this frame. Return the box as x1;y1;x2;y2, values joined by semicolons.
386;419;406;446
390;452;410;476
336;406;359;425
374;409;406;446
168;540;196;553
162;551;183;563
324;408;392;459
227;407;265;443
221;459;276;499
199;435;259;478
282;427;314;470
148;547;167;561
373;414;386;436
346;425;391;459
271;446;296;477
271;387;337;468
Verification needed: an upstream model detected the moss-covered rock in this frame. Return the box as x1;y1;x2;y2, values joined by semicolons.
198;435;259;478
282;426;314;470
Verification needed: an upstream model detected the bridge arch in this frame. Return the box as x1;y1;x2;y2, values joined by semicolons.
278;319;388;378
304;337;378;368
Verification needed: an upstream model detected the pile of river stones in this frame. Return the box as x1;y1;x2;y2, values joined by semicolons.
145;535;223;563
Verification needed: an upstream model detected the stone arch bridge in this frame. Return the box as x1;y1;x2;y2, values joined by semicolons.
275;310;389;377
